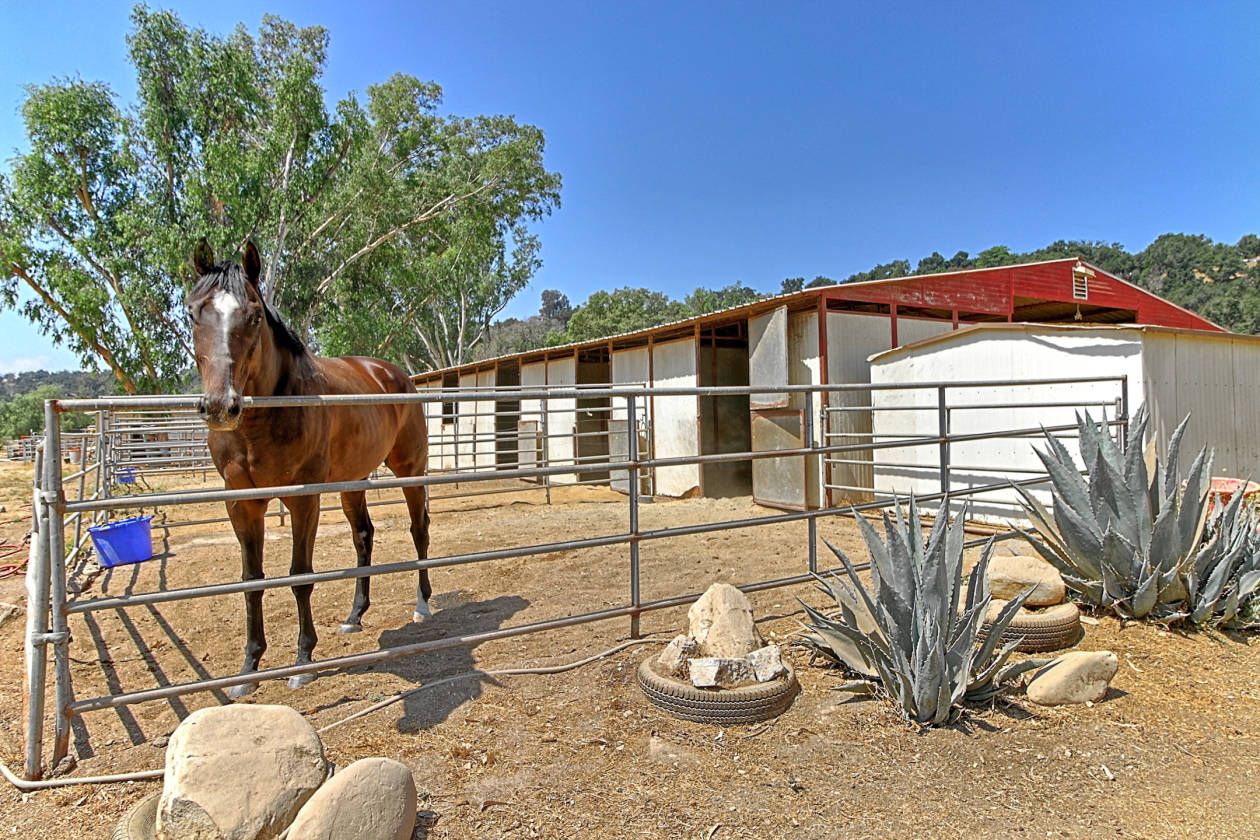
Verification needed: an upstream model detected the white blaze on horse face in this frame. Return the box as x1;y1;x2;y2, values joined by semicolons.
211;291;242;397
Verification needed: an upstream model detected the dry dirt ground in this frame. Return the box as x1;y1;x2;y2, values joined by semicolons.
0;462;1257;839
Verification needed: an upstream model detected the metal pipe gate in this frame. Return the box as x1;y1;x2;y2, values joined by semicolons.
21;375;1126;779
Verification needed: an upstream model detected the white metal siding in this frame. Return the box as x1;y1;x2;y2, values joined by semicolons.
651;338;700;496
870;328;1143;522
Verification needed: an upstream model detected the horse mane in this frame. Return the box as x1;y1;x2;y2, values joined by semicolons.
190;261;308;357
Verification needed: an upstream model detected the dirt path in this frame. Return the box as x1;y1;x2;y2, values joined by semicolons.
0;469;1256;838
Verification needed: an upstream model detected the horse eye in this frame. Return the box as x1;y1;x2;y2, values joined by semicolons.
250;313;262;327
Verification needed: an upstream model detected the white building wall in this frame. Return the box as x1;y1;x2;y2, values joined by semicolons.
545;357;578;484
870;328;1143;522
455;370;497;470
651;338;700;497
823;313;953;502
419;381;452;471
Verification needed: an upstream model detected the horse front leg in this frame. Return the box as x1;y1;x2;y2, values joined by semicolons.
284;493;321;689
226;499;268;699
337;490;374;634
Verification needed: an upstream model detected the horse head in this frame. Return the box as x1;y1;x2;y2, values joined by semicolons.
186;239;267;431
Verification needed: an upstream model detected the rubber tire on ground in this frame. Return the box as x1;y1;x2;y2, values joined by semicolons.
980;602;1082;653
112;790;159;840
637;657;799;725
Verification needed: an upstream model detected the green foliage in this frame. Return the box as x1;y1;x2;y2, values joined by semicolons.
1014;406;1210;621
0;385;92;441
555;287;691;344
1;6;560;386
684;282;762;315
798;497;1034;726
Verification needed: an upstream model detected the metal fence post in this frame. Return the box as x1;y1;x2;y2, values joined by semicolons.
23;444;49;780
937;385;950;497
43;401;76;769
627;394;641;639
1119;375;1129;449
804;390;818;575
540;396;552;506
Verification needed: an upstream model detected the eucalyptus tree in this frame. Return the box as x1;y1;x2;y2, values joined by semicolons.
0;6;560;391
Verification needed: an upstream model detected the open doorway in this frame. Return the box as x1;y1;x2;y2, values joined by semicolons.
699;324;752;497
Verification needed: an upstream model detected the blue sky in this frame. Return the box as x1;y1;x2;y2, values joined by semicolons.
1;1;1257;374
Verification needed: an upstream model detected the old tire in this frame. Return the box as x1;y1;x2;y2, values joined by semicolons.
112;790;159;840
980;601;1082;653
637;657;798;725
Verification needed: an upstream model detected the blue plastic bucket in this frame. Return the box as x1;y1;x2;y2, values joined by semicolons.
117;467;137;485
89;516;155;568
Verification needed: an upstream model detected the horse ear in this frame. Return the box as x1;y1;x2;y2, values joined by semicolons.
192;239;215;276
243;241;262;288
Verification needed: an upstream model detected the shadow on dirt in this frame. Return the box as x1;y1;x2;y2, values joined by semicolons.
369;589;530;733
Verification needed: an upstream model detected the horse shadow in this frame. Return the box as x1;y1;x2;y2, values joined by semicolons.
368;590;530;733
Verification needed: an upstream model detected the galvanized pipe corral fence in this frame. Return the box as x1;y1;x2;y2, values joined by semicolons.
21;375;1127;779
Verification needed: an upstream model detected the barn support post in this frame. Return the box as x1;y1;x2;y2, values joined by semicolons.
626;394;641;639
43;401;75;770
23;444;49;780
803;390;818;574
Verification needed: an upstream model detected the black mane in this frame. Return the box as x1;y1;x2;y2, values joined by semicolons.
189;261;307;356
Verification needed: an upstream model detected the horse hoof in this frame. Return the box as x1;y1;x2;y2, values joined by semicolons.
338;622;362;635
227;682;257;700
288;673;316;690
412;603;432;623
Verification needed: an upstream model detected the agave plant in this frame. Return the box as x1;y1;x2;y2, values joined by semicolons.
1012;405;1211;622
1185;487;1260;630
798;497;1035;726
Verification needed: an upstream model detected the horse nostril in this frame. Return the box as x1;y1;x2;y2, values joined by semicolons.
227;401;241;418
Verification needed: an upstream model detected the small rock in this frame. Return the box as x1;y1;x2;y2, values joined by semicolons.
151;735;170;749
657;635;699;677
746;645;786;682
688;583;763;658
987;554;1066;606
157;704;327;840
286;757;416;840
1027;651;1119;706
689;657;756;688
646;736;696;766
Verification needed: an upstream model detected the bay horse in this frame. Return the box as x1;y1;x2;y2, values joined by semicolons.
187;239;431;698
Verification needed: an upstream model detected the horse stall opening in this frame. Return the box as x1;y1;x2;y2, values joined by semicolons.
18;378;1125;780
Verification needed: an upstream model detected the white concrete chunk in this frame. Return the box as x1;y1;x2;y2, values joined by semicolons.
688;657;756;688
746;645;786;682
657;635;699;677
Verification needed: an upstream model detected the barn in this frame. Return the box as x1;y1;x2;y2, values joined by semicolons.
867;322;1260;520
411;258;1221;508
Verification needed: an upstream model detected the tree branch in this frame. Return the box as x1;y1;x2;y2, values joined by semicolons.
8;261;137;394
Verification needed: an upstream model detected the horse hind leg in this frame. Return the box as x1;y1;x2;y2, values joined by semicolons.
338;490;374;634
401;484;431;622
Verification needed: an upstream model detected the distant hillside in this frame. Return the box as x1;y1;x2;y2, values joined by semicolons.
0;369;119;399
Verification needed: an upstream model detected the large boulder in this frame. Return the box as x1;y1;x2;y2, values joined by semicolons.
987;553;1066;606
688;583;763;658
1027;651;1119;706
156;704;327;840
286;758;417;840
